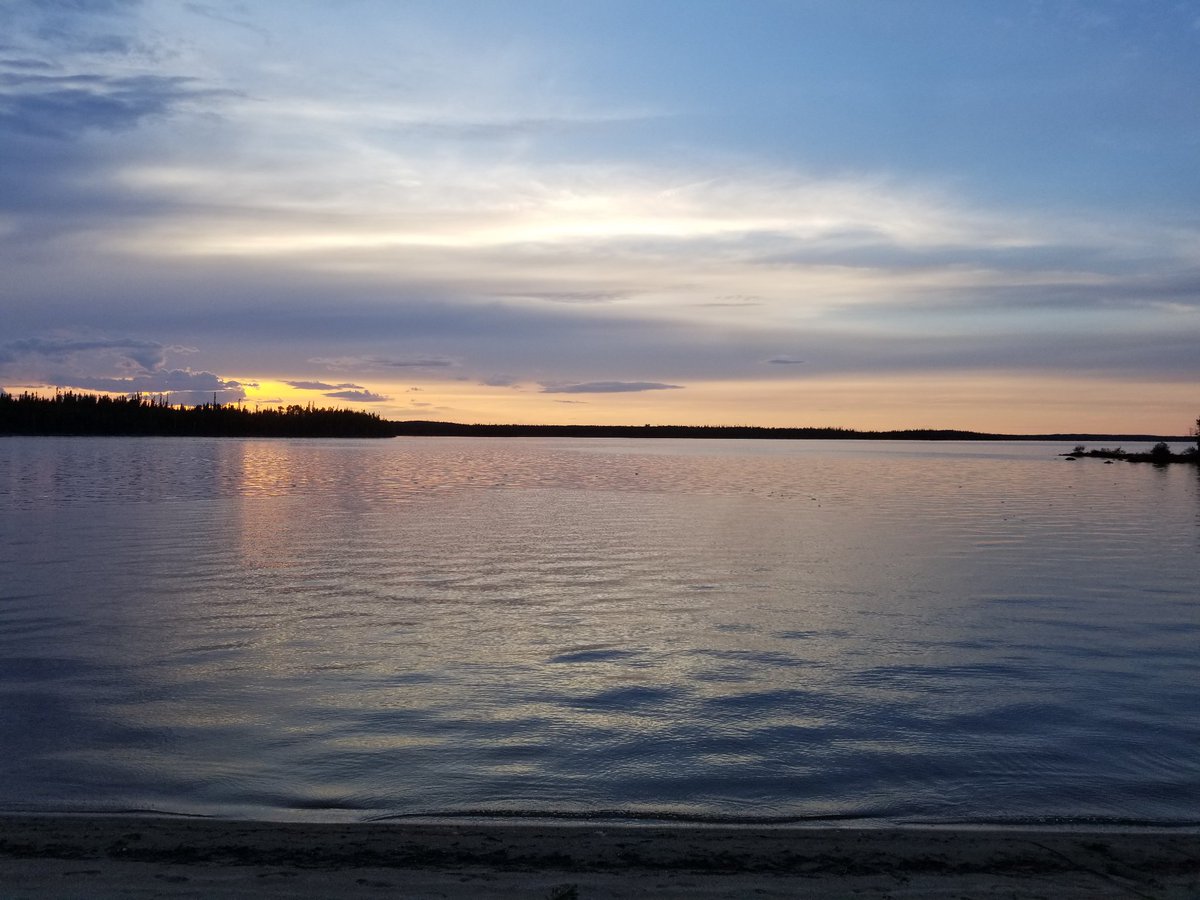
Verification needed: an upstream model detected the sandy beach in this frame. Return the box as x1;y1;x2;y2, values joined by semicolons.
0;815;1196;898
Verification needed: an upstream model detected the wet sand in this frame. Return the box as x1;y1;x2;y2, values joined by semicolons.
0;814;1197;898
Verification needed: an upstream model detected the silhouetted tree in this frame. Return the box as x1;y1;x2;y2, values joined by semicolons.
0;391;392;437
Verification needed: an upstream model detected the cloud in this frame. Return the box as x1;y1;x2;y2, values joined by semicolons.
0;72;229;140
540;381;683;393
0;0;219;138
376;356;456;369
494;290;630;304
310;355;457;370
371;114;653;142
0;336;168;371
183;3;271;41
0;0;143;57
0;333;245;405
0;75;235;253
284;380;362;391
1;1;1198;432
698;296;764;308
0;59;56;72
31;369;245;405
323;389;389;402
285;378;392;401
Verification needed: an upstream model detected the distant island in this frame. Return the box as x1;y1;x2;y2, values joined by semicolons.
1063;442;1200;465
387;420;1193;444
2;391;1197;449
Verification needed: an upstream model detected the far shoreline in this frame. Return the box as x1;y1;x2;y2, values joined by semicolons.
3;425;1194;443
3;391;1196;443
386;422;1195;443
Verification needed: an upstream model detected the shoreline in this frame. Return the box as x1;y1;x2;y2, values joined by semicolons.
1;814;1197;898
4;396;1194;442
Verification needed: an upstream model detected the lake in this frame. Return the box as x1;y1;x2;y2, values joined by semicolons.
1;436;1197;825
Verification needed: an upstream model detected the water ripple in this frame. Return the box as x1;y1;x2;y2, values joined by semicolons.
1;437;1197;823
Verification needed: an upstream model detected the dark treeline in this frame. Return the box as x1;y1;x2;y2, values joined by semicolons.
3;392;1194;443
390;421;997;439
0;392;393;438
390;420;1190;442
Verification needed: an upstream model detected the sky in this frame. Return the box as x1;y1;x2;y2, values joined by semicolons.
2;0;1199;432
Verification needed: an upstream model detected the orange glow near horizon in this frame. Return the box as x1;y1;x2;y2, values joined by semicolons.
8;375;1193;436
237;373;1198;436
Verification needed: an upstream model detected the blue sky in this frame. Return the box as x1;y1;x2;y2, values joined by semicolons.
2;0;1198;430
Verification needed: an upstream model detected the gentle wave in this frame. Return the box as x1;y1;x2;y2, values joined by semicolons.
1;437;1198;824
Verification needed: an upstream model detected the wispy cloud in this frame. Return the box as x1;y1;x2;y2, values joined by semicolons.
284;379;389;401
540;381;683;394
310;355;457;370
284;380;362;391
101;156;1200;335
493;290;631;305
323;389;388;402
0;72;228;139
182;2;271;41
0;0;144;57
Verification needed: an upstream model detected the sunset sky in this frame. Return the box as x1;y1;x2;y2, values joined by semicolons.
2;1;1198;432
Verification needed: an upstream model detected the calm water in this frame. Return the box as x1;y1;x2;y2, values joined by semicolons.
1;437;1197;826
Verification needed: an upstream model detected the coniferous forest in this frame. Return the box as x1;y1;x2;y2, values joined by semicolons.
0;392;393;438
